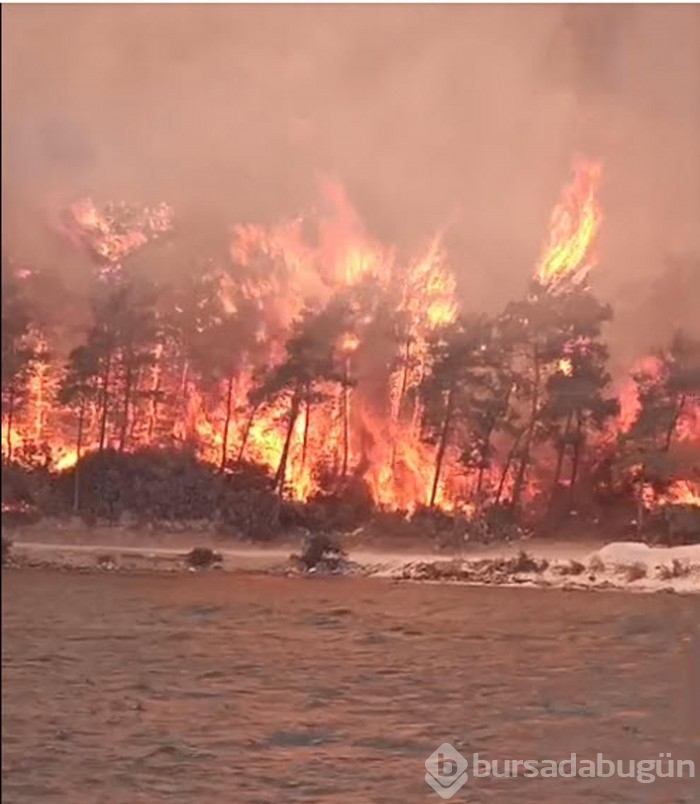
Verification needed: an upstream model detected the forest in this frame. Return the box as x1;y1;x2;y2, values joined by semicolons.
2;162;699;545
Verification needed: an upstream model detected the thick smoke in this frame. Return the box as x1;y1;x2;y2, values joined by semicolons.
2;5;699;360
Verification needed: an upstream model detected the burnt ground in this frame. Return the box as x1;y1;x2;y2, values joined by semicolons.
2;570;699;803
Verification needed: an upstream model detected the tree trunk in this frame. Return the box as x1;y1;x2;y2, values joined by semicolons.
178;358;190;427
550;410;573;505
236;403;259;464
220;375;235;473
34;363;45;442
474;415;498;502
390;336;412;472
147;392;159;441
98;353;113;453
301;396;311;469
495;428;524;505
4;382;16;464
511;348;540;510
396;336;412;421
635;477;645;537
475;463;485;502
274;390;301;495
118;358;134;453
73;399;86;513
180;360;189;399
568;412;583;505
342;372;350;478
128;366;143;443
148;362;161;441
429;386;455;508
663;394;686;452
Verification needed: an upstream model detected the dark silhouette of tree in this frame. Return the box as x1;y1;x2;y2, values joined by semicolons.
420;315;493;507
58;344;101;510
495;286;619;513
461;320;520;505
82;277;161;454
251;301;352;495
185;269;263;472
620;330;700;522
1;258;37;463
540;292;619;505
497;288;562;510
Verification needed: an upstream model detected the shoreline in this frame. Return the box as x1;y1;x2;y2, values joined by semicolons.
4;537;699;595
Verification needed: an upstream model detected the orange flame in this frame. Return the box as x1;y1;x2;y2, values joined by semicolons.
557;357;574;377
4;165;695;519
535;160;602;291
665;480;700;507
183;187;460;508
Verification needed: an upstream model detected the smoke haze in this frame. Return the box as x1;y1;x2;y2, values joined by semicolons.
3;4;700;362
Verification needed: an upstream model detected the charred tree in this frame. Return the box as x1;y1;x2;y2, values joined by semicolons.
429;384;456;508
220;374;235;473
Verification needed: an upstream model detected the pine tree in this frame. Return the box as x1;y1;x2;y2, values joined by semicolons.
1;258;38;463
250;301;353;495
58;344;102;510
540;291;619;505
420;315;493;507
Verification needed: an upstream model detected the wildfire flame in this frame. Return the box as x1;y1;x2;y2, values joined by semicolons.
221;193;461;509
3;162;698;520
535;160;602;292
557;357;574;377
665;480;700;507
52;197;174;269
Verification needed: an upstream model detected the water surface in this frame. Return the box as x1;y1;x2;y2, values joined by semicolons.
2;571;698;802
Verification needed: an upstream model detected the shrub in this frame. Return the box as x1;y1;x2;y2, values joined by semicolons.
1;462;55;518
298;477;375;533
56;447;224;523
642;504;700;547
185;547;223;568
218;462;282;540
297;532;346;571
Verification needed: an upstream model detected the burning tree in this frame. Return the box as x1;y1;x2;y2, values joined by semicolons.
1;158;697;542
2;259;33;463
249;299;354;496
539;290;620;507
58;344;101;509
485;161;615;514
1;258;48;465
618;330;700;532
419;314;495;508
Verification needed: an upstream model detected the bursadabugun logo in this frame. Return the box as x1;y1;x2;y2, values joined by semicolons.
424;743;469;799
424;744;695;797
